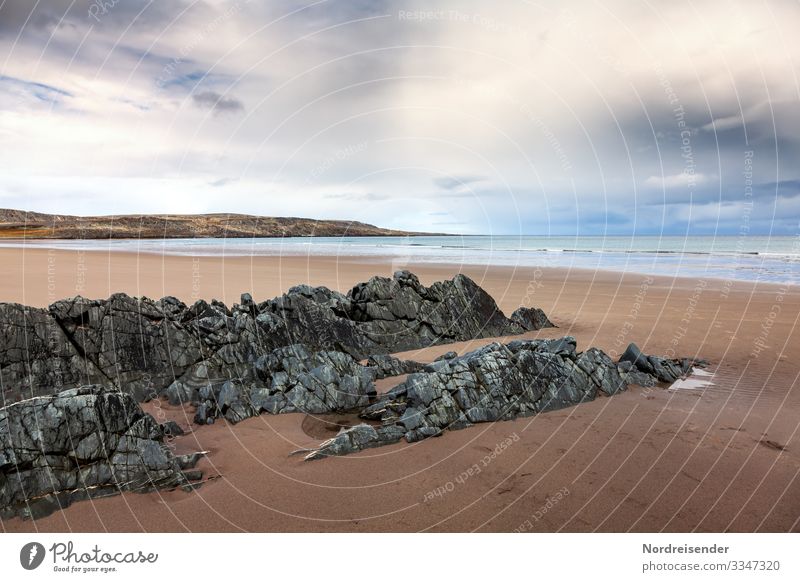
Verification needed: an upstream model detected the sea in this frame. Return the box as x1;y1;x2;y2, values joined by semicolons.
2;235;799;285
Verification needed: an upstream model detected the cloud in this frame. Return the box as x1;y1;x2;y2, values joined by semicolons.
0;1;68;35
433;175;487;190
0;0;198;36
323;192;390;201
757;180;800;199
701;114;745;133
208;177;239;188
0;75;72;105
192;91;244;114
644;173;717;189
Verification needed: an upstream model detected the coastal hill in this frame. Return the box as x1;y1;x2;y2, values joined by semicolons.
0;208;437;239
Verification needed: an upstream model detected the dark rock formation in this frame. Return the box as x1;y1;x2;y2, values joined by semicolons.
49;295;203;402
0;302;108;403
365;354;425;379
191;345;376;424
511;306;556;330
619;343;698;383
1;267;709;516
254;271;526;357
302;338;701;459
0;386;202;520
301;424;407;460
1;271;545;405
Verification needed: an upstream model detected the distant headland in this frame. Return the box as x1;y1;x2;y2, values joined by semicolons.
0;209;443;239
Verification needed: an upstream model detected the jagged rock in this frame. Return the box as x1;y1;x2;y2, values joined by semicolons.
617;360;657;387
160;421;184;437
619;343;694;383
345;271;521;353
303;424;406;460
239;292;256;315
0;272;549;406
255;271;528;358
365;354;424;379
48;295;202;402
305;338;702;459
434;351;458;362
619;343;653;374
511;307;556;330
192;344;377;424
576;348;626;395
0;386;203;520
176;452;205;470
0;303;107;405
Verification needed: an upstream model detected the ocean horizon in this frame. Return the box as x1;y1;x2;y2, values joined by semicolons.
3;234;798;285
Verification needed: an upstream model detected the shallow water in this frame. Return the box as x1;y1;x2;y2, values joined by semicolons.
668;369;715;391
2;235;798;284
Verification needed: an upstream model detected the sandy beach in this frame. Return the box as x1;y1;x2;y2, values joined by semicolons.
1;247;798;532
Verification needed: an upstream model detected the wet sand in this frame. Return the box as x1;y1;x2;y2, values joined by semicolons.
1;247;799;532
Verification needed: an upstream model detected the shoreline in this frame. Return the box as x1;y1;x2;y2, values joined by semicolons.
0;235;796;288
0;247;793;310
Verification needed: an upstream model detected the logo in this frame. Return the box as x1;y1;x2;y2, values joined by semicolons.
20;542;46;570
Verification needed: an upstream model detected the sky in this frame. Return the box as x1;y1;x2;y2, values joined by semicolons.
0;0;798;235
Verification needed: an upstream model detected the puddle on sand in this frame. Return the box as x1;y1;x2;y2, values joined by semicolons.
669;368;714;391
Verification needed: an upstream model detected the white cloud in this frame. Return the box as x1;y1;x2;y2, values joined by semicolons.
644;173;718;189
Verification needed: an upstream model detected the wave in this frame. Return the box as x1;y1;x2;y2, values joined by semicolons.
2;237;799;262
364;243;800;260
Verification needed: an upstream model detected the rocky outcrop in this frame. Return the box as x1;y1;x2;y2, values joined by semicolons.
302;340;700;459
1;271;545;405
511;307;556;331
619;343;699;383
253;271;527;357
0;386;203;520
1;263;708;518
365;354;425;379
299;424;407;460
0;335;702;517
0;303;107;403
49;295;203;402
190;345;376;424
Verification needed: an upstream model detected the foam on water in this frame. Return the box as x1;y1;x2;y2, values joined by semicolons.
669;369;715;391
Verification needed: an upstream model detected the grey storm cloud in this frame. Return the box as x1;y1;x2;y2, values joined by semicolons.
0;0;195;35
0;0;81;35
757;180;800;199
192;91;244;114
